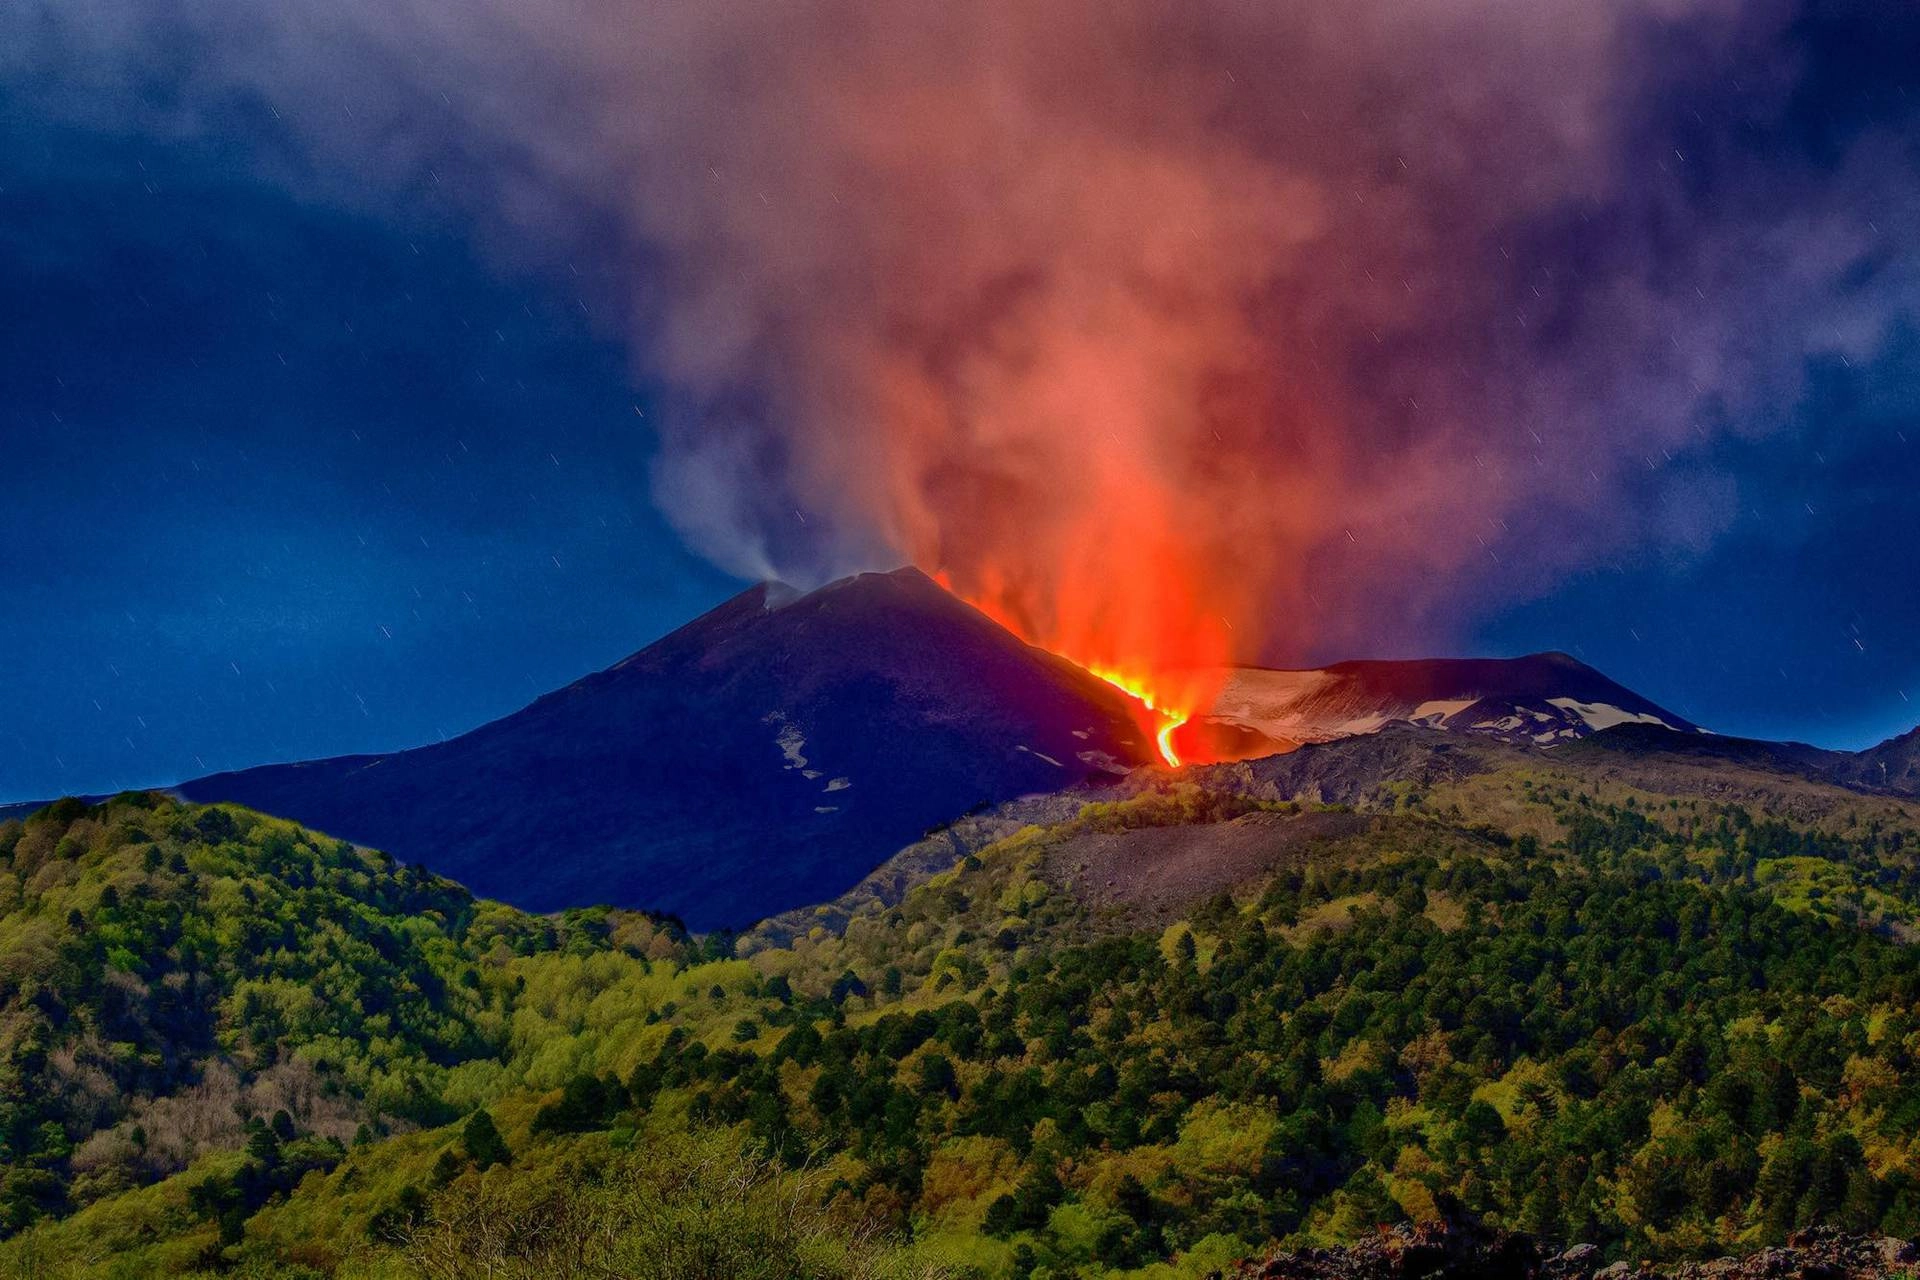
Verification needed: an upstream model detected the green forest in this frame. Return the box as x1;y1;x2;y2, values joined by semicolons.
4;755;1920;1278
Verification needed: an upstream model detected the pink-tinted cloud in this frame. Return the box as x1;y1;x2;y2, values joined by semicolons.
10;0;1918;674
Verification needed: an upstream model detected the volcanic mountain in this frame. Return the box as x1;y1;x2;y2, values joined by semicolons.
1203;651;1700;749
152;566;1913;929
177;568;1153;928
1839;725;1920;794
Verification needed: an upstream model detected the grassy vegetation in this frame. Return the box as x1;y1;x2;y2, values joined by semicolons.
2;764;1920;1278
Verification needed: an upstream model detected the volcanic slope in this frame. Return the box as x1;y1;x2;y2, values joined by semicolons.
178;568;1153;927
1207;651;1700;747
757;716;1920;950
1844;725;1920;794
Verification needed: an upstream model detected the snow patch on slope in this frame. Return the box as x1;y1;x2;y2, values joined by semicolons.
1016;745;1065;767
769;714;810;770
1547;698;1675;733
1410;699;1477;725
768;712;825;776
1204;657;1697;754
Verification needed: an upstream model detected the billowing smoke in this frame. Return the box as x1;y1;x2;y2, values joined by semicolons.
9;1;1919;681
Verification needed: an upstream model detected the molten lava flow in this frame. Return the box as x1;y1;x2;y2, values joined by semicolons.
933;571;1218;769
1087;665;1189;768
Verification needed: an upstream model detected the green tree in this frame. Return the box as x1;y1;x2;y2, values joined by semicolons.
462;1110;511;1171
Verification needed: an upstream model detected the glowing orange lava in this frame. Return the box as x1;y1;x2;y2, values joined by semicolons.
1087;664;1189;768
933;571;1216;769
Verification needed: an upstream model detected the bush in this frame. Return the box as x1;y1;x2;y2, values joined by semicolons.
406;1129;937;1279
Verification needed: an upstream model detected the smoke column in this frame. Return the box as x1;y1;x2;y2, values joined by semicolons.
8;1;1919;690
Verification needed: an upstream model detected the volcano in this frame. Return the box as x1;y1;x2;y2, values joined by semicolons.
177;568;1152;928
158;570;1775;930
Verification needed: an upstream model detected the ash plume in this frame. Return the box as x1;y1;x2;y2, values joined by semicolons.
8;0;1918;667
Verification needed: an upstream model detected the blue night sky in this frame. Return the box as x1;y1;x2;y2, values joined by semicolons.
1;123;740;799
4;1;1919;801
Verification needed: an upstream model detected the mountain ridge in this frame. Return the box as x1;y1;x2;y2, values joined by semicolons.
1206;650;1700;749
175;567;1153;927
11;572;1919;926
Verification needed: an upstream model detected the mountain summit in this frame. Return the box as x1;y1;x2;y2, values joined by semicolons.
171;573;1720;926
166;568;1762;928
1207;650;1699;749
179;568;1152;927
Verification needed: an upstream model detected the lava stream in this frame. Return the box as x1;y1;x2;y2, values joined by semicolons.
1087;665;1189;768
932;571;1200;768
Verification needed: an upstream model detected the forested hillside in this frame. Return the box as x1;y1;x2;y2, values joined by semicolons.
0;794;692;1232
5;748;1920;1278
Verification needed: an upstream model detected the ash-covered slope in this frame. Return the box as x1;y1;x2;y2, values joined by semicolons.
1210;651;1699;748
178;568;1151;928
1843;726;1920;794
